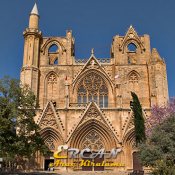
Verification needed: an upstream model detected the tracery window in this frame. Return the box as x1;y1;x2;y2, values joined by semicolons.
47;73;57;100
128;71;139;93
77;73;108;107
82;131;104;150
45;137;55;150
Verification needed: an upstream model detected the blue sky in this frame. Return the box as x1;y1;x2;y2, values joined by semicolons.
0;0;174;97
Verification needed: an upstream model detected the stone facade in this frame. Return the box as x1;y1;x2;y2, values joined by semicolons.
20;4;169;172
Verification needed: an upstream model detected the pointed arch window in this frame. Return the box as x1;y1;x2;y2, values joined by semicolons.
48;44;59;65
128;71;139;93
48;44;58;53
127;43;137;52
77;73;108;108
47;73;57;100
129;72;139;83
54;58;58;65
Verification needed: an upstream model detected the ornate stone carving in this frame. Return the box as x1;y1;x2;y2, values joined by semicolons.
48;73;57;84
77;72;108;107
45;137;55;150
86;58;100;69
129;72;139;83
39;105;59;130
82;130;104;150
84;105;102;122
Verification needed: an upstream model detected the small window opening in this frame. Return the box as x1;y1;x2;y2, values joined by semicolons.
128;57;131;64
54;58;58;65
128;43;137;52
49;44;58;53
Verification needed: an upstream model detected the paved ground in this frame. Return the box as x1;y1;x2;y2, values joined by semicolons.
0;171;130;175
54;172;129;175
0;171;151;175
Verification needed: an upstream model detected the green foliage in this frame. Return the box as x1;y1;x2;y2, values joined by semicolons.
131;92;146;145
139;115;175;175
0;76;50;167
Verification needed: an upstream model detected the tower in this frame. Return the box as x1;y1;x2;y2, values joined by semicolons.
20;3;41;96
19;4;169;172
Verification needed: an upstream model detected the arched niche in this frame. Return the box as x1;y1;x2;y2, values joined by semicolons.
44;72;59;102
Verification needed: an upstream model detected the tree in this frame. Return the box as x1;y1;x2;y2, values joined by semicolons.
146;98;175;136
0;76;50;171
139;114;175;175
130;92;146;145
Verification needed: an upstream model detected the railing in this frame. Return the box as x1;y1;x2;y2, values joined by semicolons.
75;58;111;64
69;102;125;109
69;103;88;108
97;58;110;63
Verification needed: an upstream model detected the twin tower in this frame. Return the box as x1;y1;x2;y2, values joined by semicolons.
21;4;168;109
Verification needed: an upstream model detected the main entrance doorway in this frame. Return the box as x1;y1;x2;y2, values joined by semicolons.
94;154;104;171
44;159;54;171
133;152;143;171
82;152;104;171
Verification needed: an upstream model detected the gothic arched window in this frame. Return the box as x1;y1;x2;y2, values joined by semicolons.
128;71;139;93
48;44;59;65
49;44;58;53
77;73;108;107
127;43;137;52
54;58;58;65
47;73;57;100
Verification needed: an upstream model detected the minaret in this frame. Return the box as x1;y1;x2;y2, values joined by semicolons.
20;3;42;97
29;3;39;29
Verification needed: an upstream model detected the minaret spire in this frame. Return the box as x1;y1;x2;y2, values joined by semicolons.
31;3;39;16
29;3;39;29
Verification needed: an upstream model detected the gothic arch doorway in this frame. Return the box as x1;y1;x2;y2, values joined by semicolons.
69;120;117;171
133;152;143;171
81;130;105;171
40;127;64;171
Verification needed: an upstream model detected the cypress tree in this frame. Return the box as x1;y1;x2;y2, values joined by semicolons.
130;92;146;145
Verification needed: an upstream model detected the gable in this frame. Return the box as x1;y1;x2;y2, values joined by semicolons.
67;102;119;142
72;54;114;92
120;25;145;52
37;101;64;134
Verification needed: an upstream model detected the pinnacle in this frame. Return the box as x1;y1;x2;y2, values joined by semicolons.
31;3;39;15
129;24;136;31
152;48;159;55
91;48;94;55
152;48;162;61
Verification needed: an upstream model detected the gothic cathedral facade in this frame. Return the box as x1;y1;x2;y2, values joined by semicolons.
20;4;169;172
